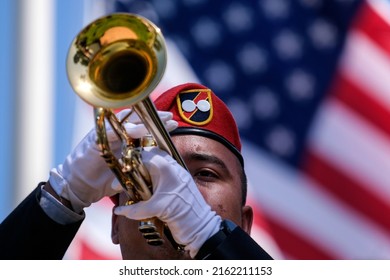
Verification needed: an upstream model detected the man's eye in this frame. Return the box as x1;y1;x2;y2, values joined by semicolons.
194;170;218;179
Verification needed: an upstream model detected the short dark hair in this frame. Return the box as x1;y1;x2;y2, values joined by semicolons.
240;166;248;206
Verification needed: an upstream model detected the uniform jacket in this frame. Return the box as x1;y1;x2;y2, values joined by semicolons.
0;184;272;260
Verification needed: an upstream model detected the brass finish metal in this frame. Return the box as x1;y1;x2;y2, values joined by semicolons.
67;13;185;250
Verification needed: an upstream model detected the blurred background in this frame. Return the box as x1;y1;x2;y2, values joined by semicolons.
1;0;390;259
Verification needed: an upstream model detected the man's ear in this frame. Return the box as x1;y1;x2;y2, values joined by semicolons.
111;208;119;244
241;205;254;235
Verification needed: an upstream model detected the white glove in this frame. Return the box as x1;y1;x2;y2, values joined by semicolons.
114;147;222;258
49;109;178;213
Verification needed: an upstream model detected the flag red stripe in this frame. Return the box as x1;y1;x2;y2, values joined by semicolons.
79;240;120;260
329;73;390;138
250;202;273;233
263;216;337;259
352;1;390;54
303;150;390;235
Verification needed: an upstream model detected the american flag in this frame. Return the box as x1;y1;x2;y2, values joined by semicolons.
67;0;390;259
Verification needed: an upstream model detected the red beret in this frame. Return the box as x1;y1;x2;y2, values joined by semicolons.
154;83;243;166
110;83;243;205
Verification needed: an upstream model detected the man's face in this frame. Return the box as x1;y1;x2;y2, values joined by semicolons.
111;134;253;259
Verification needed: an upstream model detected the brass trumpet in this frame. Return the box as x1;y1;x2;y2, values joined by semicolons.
66;13;186;250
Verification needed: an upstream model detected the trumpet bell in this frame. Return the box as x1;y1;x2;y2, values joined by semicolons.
67;12;186;250
67;13;166;109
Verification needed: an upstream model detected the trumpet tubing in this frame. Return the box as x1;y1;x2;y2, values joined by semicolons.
66;13;185;251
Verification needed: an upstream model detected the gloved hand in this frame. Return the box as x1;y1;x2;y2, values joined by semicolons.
49;109;178;213
114;147;222;258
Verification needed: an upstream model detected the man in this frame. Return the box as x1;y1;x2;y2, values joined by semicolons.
0;83;272;260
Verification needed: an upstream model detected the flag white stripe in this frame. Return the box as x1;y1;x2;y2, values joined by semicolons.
243;140;390;259
340;31;390;110
308;98;390;201
250;223;285;260
368;0;390;26
76;201;121;258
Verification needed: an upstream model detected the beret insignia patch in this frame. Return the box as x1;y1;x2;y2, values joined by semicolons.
176;89;213;126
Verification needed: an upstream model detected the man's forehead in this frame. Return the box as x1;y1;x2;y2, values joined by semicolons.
172;134;241;167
